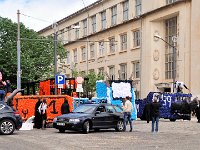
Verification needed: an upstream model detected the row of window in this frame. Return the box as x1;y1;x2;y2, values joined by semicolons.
64;17;177;81
57;0;142;43
74;61;140;80
66;30;140;63
57;0;177;42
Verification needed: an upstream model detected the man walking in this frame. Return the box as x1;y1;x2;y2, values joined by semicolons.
122;96;133;132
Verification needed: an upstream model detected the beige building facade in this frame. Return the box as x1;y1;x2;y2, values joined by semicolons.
39;0;200;99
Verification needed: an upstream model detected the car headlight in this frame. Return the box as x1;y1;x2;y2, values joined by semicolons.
69;118;80;123
53;117;57;122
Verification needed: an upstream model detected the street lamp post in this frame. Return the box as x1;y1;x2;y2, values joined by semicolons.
53;24;80;95
154;34;177;92
17;10;21;90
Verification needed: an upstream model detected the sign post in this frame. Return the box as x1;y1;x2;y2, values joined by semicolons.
55;75;65;94
75;77;84;98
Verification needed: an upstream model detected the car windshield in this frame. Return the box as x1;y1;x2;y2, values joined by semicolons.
73;105;96;114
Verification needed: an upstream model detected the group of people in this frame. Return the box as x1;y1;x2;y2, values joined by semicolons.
34;99;48;129
122;95;161;133
34;98;70;129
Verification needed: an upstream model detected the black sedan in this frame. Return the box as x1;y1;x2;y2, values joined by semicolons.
0;101;22;135
53;103;125;134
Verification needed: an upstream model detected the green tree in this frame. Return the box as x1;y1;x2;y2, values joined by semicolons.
0;17;66;86
84;72;104;97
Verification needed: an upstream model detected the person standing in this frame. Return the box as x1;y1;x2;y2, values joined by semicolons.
38;99;48;129
174;81;189;93
122;96;133;132
61;98;70;115
0;71;7;101
195;100;200;123
34;99;42;129
150;95;161;132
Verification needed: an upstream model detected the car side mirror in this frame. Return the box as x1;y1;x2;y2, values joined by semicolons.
95;111;101;115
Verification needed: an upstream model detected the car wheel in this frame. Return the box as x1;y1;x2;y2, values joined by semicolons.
0;119;15;135
82;121;90;134
115;120;124;132
59;129;65;133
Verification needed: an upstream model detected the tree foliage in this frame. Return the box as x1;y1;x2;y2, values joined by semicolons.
0;17;66;86
84;72;104;97
72;70;104;97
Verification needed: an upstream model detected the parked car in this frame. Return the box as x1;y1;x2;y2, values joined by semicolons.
0;101;22;135
53;103;125;134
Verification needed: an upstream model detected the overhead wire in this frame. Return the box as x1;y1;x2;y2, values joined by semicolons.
20;13;52;24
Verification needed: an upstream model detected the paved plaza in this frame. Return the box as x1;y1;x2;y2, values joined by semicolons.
0;117;199;150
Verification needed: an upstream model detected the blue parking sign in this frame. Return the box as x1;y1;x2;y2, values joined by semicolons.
55;75;65;84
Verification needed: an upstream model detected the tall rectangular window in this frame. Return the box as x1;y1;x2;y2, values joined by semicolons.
135;0;141;16
101;11;106;30
66;51;70;64
81;47;86;61
73;49;78;63
74;23;79;39
98;67;104;76
67;26;71;41
111;6;117;26
83;19;87;36
109;37;115;53
165;17;177;79
109;66;115;80
91;15;96;33
59;29;64;41
120;34;127;50
133;30;140;47
166;0;177;4
133;61;140;78
89;69;95;73
120;63;127;80
99;41;104;56
90;43;95;59
123;0;129;21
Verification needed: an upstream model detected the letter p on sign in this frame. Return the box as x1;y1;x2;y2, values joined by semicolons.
55;75;65;84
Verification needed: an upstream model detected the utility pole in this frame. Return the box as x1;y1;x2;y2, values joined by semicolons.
17;10;21;89
53;22;58;95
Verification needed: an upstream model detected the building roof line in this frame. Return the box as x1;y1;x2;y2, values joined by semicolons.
38;0;104;34
38;0;190;34
140;0;191;18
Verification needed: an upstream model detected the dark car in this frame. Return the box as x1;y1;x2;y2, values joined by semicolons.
53;103;125;134
0;101;22;135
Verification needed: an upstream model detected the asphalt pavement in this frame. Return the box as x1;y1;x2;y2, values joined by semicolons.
0;117;200;150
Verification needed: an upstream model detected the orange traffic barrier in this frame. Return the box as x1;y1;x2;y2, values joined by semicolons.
13;95;73;123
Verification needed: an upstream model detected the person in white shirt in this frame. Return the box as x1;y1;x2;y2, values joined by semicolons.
122;96;133;132
174;81;189;93
38;99;48;129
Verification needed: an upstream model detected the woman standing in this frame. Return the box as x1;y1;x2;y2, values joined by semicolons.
34;99;42;129
38;99;48;129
